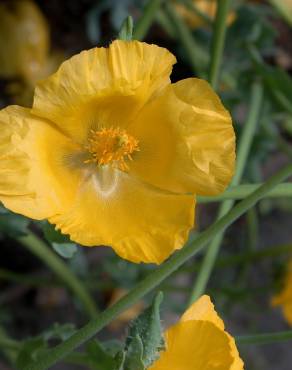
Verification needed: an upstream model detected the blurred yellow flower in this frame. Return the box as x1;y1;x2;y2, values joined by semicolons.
0;0;62;106
176;0;236;29
108;288;144;330
150;295;244;370
272;259;292;325
0;40;235;264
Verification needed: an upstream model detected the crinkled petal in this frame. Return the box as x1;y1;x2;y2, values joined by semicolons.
32;40;176;142
150;320;234;370
181;295;225;329
180;296;244;370
0;106;81;219
49;167;195;264
128;78;235;196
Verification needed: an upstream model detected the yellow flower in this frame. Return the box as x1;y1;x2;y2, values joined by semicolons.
0;0;49;83
0;0;63;106
0;40;235;264
272;259;292;325
150;295;244;370
175;0;236;29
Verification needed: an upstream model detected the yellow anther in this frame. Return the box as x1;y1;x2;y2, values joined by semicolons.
85;127;139;171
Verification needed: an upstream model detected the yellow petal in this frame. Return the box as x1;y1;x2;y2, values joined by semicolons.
150;320;235;370
181;295;225;330
175;0;236;29
49;168;195;264
0;0;49;82
32;40;176;142
0;106;81;219
128;78;235;196
179;295;244;370
272;261;292;326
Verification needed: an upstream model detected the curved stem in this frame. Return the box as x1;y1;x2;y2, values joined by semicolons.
133;0;163;40
209;0;232;89
164;2;208;75
18;232;98;318
236;330;292;345
188;82;263;304
197;183;292;203
24;162;292;370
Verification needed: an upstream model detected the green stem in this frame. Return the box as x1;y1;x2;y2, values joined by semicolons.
133;0;163;40
209;0;232;89
155;10;177;38
24;162;292;370
188;82;263;304
236;330;292;345
174;242;292;276
0;268;59;287
18;232;97;318
0;327;19;363
216;242;292;268
0;337;20;351
164;2;208;75
198;183;292;203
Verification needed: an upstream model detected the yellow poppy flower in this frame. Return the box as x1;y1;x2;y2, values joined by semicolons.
150;295;244;370
0;40;235;264
175;0;236;29
272;259;292;325
0;0;63;106
0;0;49;83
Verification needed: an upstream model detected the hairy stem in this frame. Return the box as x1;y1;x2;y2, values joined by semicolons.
24;162;292;370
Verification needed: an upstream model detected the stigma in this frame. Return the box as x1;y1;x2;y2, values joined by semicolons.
84;127;139;171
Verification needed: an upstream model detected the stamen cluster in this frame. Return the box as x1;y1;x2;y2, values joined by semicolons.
85;127;139;171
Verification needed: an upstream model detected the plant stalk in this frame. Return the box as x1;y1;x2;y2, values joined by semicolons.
24;162;292;370
188;82;263;304
18;232;98;318
209;0;232;89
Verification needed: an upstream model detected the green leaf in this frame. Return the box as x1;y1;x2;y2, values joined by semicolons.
260;65;292;114
43;323;76;342
0;207;29;237
124;335;144;370
42;221;77;259
42;221;71;244
86;340;117;370
125;292;165;368
52;243;78;259
114;351;126;370
16;337;47;370
118;16;133;40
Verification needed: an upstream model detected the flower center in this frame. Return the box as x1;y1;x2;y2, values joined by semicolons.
85;127;139;171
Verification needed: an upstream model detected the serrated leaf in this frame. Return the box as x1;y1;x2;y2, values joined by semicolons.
125;292;165;368
124;334;145;370
52;243;78;259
